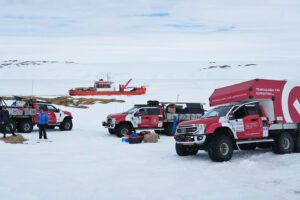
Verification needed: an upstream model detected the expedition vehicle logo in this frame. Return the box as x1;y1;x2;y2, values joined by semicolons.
288;86;300;122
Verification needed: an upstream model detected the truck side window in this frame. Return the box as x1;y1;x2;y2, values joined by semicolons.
36;104;43;110
234;106;246;119
147;108;161;115
245;104;259;116
47;105;57;112
138;109;147;116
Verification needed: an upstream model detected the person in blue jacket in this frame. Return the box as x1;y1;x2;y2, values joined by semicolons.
38;107;49;139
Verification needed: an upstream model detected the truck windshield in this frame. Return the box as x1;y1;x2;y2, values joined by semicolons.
124;107;138;114
202;105;233;118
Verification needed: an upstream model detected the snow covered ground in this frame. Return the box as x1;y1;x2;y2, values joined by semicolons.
0;102;300;200
1;0;300;199
0;62;299;200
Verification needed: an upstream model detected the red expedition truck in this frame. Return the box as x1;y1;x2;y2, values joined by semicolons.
174;79;300;162
103;101;204;137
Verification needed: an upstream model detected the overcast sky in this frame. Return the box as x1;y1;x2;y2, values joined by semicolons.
0;0;300;62
0;0;299;37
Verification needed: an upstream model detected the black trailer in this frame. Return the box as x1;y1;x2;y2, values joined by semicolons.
136;100;205;135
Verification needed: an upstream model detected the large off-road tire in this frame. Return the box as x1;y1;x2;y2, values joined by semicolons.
294;134;300;153
164;123;174;136
239;144;257;150
17;119;33;133
59;118;73;131
175;143;198;156
108;128;115;135
208;135;233;162
6;119;17;133
272;132;294;154
115;123;133;138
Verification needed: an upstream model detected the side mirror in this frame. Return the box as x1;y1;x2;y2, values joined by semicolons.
228;112;234;120
134;112;141;117
56;109;60;113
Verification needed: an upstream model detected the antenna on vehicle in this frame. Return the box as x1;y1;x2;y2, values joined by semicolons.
176;94;180;103
31;80;34;97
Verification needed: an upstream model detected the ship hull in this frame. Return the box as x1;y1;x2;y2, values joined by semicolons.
69;88;146;96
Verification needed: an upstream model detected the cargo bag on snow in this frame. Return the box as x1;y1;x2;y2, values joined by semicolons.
144;133;159;143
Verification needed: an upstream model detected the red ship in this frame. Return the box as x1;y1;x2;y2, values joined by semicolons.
69;78;146;96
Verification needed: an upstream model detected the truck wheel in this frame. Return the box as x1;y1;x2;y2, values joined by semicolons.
164;123;174;136
294;134;300;153
239;144;256;150
272;132;294;154
18;119;33;133
108;128;115;134
208;135;233;162
176;143;198;156
60;118;73;131
188;146;199;155
115;124;132;138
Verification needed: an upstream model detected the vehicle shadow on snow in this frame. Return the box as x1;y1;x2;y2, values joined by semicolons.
181;148;272;162
230;148;272;161
29;129;66;133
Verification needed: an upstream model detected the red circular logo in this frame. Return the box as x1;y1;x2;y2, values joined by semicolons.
288;86;300;122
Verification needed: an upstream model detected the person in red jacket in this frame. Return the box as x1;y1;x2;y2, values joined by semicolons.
37;107;49;139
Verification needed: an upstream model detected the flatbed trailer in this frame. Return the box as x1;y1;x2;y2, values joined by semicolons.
0;98;36;133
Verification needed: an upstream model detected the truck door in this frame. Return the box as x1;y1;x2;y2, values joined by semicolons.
47;105;61;123
133;108;148;128
136;108;161;128
35;104;56;124
147;108;162;128
40;104;56;125
234;104;264;139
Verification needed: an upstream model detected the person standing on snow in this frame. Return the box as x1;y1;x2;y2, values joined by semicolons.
38;107;49;140
0;106;17;138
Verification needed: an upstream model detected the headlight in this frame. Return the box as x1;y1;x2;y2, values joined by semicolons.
176;124;206;135
198;124;206;130
197;124;206;134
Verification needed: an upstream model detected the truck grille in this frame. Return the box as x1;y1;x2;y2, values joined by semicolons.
107;118;112;125
176;125;198;134
175;134;195;142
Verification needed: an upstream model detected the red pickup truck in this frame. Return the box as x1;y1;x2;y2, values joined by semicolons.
175;79;300;162
103;101;204;137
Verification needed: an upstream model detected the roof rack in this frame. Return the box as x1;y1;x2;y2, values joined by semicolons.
160;102;206;105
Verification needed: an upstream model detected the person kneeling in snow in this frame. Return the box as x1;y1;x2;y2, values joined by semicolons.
38;107;49;140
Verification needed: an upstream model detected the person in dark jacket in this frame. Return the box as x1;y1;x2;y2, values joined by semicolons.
37;107;49;139
0;106;16;138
